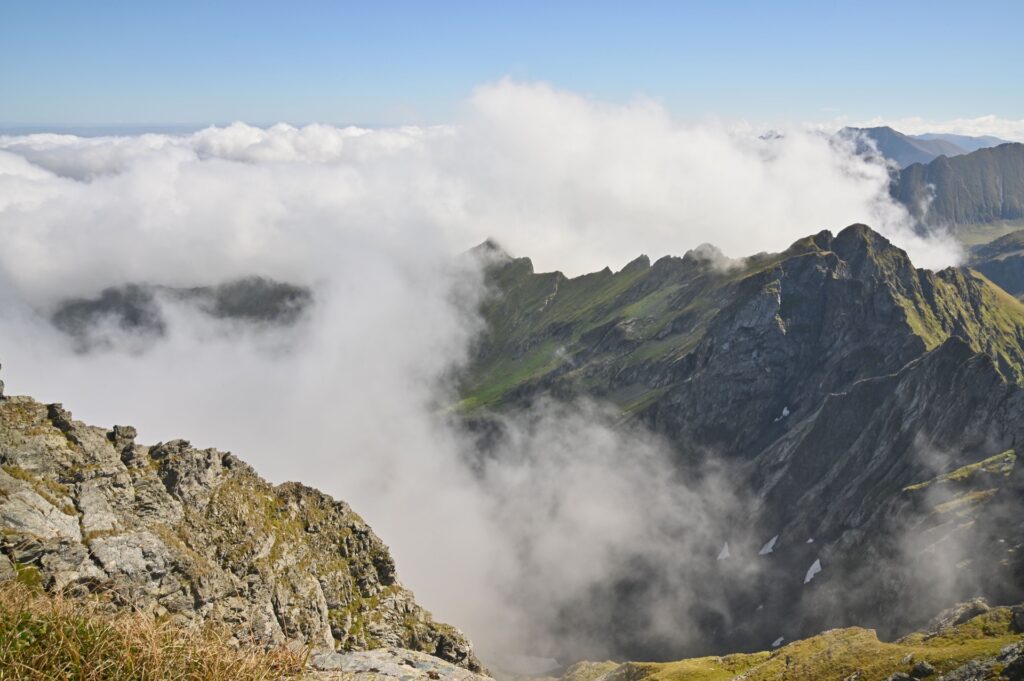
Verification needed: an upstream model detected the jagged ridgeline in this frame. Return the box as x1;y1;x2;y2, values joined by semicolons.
0;395;482;673
461;224;1024;659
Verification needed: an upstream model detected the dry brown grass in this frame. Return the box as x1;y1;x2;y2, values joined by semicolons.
0;579;308;680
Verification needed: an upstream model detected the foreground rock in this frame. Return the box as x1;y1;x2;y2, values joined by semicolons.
307;647;492;681
0;393;481;671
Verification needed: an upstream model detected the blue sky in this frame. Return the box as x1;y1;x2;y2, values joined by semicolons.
2;0;1022;128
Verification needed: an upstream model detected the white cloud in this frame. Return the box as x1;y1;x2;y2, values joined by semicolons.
0;80;965;665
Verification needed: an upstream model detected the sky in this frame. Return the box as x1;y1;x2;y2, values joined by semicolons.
2;0;1023;130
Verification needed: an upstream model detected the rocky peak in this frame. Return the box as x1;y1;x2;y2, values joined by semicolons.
0;393;482;671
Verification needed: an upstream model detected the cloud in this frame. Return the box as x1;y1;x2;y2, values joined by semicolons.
0;80;964;665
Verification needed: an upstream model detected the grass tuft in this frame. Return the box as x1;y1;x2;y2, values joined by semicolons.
0;580;307;680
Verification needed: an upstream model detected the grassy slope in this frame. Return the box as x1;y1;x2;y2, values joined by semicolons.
592;608;1020;681
0;579;306;680
462;231;1024;410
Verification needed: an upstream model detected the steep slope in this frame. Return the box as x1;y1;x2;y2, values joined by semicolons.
0;390;482;671
971;229;1024;299
891;143;1024;229
838;126;967;167
462;224;1024;657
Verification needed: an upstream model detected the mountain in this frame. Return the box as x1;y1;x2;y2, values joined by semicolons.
914;132;1009;153
52;276;313;350
0;385;483;673
462;224;1024;659
891;142;1024;230
837;126;968;168
970;229;1024;299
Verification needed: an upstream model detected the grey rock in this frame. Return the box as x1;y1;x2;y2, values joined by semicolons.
0;468;80;541
1011;605;1024;633
935;660;990;681
308;647;491;681
0;395;481;671
0;553;14;581
925;599;991;635
911;660;936;678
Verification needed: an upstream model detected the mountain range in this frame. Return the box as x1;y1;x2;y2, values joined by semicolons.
838;126;1006;169
838;125;1024;238
891;142;1024;232
4;223;1024;680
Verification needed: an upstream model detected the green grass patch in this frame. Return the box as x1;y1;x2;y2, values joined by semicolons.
613;608;1021;681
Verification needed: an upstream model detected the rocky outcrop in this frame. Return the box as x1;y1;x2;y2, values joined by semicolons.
0;392;481;671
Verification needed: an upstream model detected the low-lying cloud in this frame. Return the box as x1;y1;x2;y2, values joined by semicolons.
0;80;964;665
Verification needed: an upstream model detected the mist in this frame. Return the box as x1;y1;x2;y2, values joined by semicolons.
0;80;965;665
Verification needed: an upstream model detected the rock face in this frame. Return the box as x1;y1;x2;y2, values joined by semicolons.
462;224;1024;659
0;394;481;671
890;142;1024;228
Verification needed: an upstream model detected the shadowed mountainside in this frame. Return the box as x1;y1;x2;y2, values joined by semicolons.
891;143;1024;230
971;229;1024;300
460;224;1024;660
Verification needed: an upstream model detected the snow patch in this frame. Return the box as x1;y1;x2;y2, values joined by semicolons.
804;558;822;584
717;542;731;560
758;535;778;555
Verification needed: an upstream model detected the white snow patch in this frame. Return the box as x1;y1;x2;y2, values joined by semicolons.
772;636;784;648
804;558;822;584
773;406;790;422
758;535;779;555
717;542;731;560
806;537;814;544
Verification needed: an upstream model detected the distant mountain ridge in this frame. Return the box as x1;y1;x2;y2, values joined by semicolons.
837;125;1009;169
891;142;1024;228
838;126;970;168
971;229;1024;299
915;131;1009;153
